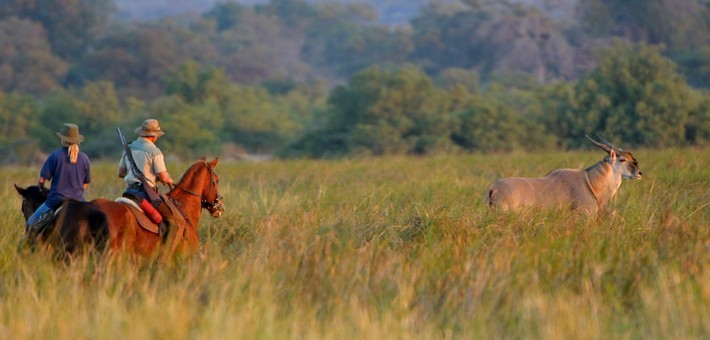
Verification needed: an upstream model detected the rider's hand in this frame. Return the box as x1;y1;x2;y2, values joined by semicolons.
157;171;173;186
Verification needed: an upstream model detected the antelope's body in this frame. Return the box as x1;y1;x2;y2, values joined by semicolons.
485;136;643;215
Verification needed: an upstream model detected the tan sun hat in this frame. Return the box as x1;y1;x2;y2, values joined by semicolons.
55;123;84;144
135;119;165;137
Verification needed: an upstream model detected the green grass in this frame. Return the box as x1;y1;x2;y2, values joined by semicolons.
0;149;708;339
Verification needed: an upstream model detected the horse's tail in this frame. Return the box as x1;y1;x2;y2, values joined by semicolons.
87;206;109;251
56;200;109;254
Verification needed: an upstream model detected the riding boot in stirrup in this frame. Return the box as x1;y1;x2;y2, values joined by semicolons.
158;221;168;240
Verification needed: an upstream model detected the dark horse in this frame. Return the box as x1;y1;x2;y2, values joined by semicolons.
15;184;109;254
16;157;223;259
91;157;224;258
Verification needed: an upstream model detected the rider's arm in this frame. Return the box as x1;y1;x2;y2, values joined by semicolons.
38;152;55;188
153;153;172;185
157;171;173;185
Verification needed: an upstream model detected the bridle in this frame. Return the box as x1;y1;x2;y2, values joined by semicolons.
20;197;35;220
20;187;47;221
170;161;224;214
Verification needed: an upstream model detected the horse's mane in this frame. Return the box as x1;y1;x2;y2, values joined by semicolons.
168;160;212;198
175;161;210;186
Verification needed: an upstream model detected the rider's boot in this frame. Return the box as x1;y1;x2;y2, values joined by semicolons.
157;220;173;241
156;203;175;243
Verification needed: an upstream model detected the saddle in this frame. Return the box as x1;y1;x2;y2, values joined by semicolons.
116;194;186;237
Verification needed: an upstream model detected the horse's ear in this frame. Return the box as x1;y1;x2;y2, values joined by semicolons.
199;156;206;161
14;184;26;196
209;157;219;168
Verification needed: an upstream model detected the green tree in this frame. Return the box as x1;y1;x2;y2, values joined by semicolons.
149;96;223;160
527;82;582;148
0;91;39;164
685;92;710;145
1;0;115;61
574;42;696;147
255;0;318;27
0;18;68;95
302;3;411;79
285;65;453;157
164;61;230;104
221;84;296;152
73;82;126;157
35;82;129;157
36;91;81;151
411;2;575;82
210;9;310;84
578;0;710;50
673;46;710;88
203;2;245;31
437;68;481;94
451;84;526;152
85;19;214;99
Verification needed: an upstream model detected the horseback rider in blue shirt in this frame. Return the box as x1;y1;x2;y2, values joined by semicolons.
27;123;91;231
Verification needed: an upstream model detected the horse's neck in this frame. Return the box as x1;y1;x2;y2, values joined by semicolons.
169;179;206;227
585;159;622;208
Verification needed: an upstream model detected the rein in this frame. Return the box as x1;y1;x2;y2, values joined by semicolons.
167;161;223;224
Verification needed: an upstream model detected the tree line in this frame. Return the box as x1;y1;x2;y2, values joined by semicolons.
1;0;709;163
283;43;710;157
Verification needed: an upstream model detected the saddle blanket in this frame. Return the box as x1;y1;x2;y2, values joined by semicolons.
115;195;185;236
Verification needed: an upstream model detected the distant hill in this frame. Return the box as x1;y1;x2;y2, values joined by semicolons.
115;0;577;25
115;0;443;25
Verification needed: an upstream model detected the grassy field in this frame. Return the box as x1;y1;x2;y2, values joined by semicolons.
0;149;707;339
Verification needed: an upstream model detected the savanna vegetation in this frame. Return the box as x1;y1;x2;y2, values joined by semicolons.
1;1;707;338
1;149;708;338
2;0;710;162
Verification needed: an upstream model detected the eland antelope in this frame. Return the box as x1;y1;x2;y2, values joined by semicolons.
485;136;643;215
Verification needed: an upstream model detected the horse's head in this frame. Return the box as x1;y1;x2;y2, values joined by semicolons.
14;184;49;221
174;157;224;218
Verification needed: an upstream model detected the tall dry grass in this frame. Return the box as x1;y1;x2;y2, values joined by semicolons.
0;149;707;339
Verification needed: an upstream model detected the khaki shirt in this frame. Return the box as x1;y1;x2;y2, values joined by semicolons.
119;137;167;188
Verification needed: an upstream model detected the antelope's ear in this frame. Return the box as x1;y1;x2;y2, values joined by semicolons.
14;184;26;195
199;156;207;161
209;157;219;168
609;149;617;162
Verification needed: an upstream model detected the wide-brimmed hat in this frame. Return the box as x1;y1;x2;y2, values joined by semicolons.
55;123;84;144
135;119;165;137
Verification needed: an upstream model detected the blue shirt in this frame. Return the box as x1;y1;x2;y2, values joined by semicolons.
40;147;91;209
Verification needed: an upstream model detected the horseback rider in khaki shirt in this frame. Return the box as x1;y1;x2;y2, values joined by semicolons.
118;119;175;238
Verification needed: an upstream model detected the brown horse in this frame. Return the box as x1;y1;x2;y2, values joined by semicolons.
14;184;109;254
92;157;224;258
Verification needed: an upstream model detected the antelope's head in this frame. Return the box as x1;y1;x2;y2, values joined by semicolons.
586;135;643;180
